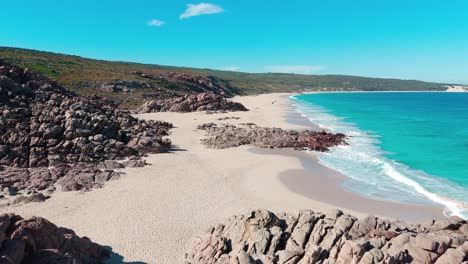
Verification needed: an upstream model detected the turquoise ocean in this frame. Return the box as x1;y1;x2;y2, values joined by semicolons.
291;92;468;218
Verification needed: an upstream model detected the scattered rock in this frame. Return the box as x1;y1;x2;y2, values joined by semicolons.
186;209;468;264
10;193;49;205
217;116;240;121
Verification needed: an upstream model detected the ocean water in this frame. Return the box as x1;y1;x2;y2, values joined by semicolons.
291;92;468;218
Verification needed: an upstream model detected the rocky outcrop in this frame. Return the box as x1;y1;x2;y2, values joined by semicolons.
139;92;248;113
80;80;152;93
132;71;241;96
0;59;172;201
0;213;109;263
79;80;179;101
198;123;346;152
133;71;216;89
217;117;241;121
186;209;468;264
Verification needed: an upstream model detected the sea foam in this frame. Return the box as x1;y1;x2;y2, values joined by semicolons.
290;95;468;218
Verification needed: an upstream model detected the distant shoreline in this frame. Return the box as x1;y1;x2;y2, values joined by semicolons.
295;89;455;95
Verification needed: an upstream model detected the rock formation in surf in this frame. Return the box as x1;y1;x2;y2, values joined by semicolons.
0;213;109;263
138;92;248;113
198;123;346;152
0;59;172;202
186;209;468;264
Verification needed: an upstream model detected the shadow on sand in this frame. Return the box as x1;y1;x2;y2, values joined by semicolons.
104;247;147;264
170;144;187;152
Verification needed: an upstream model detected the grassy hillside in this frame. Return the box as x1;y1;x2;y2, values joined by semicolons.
0;47;452;108
199;70;451;94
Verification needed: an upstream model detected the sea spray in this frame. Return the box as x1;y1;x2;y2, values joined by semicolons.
290;93;468;218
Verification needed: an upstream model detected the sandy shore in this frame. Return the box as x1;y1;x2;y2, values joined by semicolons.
446;85;468;92
0;93;445;263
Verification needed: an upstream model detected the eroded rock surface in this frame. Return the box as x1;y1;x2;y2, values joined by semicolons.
80;80;152;93
186;209;468;264
0;213;108;263
198;123;346;152
139;92;248;113
0;59;172;201
132;71;241;96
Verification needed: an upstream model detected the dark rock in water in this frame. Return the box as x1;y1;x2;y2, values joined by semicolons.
198;123;347;152
139;92;248;113
0;59;173;201
0;213;109;263
186;209;468;264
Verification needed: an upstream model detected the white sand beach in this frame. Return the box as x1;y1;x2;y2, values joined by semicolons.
0;93;445;263
446;85;468;92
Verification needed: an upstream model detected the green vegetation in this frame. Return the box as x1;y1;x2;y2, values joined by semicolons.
0;47;453;108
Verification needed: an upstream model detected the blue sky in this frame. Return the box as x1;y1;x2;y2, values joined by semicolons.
2;0;468;83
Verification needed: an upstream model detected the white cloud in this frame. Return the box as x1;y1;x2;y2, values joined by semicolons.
148;19;165;27
264;65;324;75
180;3;224;19
220;66;240;72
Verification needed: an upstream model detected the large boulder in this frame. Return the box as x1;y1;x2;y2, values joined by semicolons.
0;213;108;263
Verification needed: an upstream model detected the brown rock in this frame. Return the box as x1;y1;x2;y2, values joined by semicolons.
11;193;48;205
139;92;248;113
186;210;468;264
276;249;303;264
360;248;384;264
414;233;451;254
199;123;346;152
0;60;173;200
460;224;468;236
435;248;466;264
189;235;227;264
0;214;108;263
0;239;26;263
336;240;365;263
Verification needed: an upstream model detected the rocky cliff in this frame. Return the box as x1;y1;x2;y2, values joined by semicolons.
187;209;468;264
0;59;172;202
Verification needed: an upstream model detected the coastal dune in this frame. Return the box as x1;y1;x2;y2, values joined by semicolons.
0;93;445;263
